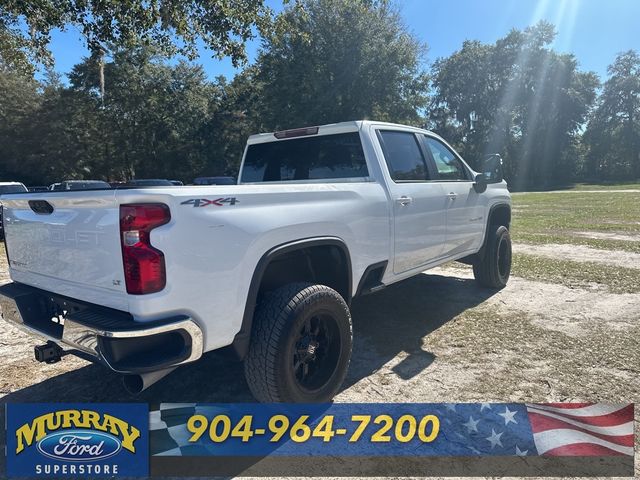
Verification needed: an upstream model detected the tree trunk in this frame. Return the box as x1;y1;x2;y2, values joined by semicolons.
629;105;640;179
98;49;105;105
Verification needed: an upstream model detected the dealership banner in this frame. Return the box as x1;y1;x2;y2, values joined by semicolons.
5;403;149;477
3;402;634;477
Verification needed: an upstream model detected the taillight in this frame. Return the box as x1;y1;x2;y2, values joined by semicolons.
119;203;171;294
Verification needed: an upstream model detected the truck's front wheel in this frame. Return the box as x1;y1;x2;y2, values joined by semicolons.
244;283;352;402
473;224;512;289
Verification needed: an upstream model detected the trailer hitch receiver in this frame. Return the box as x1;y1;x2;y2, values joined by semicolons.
34;341;65;364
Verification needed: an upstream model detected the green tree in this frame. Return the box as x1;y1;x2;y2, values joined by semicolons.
255;0;428;129
203;68;267;177
0;69;115;185
429;40;496;163
64;46;263;181
430;22;598;189
584;50;640;180
0;68;41;181
0;0;275;72
69;45;216;181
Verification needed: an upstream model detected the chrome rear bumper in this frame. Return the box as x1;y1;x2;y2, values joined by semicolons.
0;282;203;374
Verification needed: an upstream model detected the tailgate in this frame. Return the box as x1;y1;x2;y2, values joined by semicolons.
1;191;128;309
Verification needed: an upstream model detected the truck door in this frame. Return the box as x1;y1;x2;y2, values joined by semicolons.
421;135;486;257
376;129;447;274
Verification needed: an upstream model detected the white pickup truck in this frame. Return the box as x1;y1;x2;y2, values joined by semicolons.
0;121;511;402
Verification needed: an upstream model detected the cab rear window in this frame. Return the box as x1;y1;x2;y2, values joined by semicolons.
241;132;368;182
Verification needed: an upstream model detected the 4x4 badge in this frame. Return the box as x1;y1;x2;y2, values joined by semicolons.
181;197;239;207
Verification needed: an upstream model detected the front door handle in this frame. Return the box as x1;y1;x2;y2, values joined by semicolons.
446;192;458;200
396;196;413;206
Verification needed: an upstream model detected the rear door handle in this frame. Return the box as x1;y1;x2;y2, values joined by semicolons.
396;196;413;206
446;192;458;200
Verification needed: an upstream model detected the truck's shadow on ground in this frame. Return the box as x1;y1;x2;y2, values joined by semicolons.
2;271;496;404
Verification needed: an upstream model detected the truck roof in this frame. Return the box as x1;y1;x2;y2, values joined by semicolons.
247;120;435;145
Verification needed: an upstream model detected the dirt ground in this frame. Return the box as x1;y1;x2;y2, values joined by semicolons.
0;188;638;478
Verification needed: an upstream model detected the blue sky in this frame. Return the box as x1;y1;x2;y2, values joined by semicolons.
43;0;640;82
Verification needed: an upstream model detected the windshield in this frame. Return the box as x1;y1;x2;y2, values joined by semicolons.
0;184;27;194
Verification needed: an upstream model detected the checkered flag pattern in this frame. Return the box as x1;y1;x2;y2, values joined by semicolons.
149;403;225;456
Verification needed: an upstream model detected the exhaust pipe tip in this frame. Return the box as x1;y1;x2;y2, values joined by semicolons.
122;367;176;395
122;375;145;395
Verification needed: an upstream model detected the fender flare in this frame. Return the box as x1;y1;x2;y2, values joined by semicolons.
230;236;352;359
478;202;511;259
459;202;511;265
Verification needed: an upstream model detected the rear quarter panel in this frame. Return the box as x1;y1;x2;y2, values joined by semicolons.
115;183;390;351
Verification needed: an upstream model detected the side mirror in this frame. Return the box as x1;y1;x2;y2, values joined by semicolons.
480;154;504;184
473;172;487;193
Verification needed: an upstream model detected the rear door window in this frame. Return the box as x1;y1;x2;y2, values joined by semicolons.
241;132;368;182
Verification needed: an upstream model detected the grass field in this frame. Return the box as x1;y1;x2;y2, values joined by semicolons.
513;188;640;246
510;186;640;291
512;254;640;293
565;182;640;191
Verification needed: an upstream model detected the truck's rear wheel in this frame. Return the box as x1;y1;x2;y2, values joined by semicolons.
473;225;511;289
244;283;352;402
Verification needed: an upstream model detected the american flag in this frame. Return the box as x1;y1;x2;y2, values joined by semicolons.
526;403;634;456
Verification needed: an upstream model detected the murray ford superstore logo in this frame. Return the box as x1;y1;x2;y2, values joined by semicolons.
35;429;122;461
6;403;148;477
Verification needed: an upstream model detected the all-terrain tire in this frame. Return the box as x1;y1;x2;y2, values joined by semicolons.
473;225;512;289
244;283;353;403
